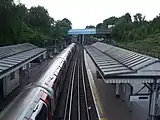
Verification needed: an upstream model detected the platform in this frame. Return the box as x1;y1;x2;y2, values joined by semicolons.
84;50;152;120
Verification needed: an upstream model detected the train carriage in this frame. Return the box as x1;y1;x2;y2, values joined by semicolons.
0;43;76;120
0;87;52;120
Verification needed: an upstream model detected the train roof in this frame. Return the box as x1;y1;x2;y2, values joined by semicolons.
0;43;76;120
37;43;76;85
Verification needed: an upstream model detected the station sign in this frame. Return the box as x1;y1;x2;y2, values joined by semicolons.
129;94;150;102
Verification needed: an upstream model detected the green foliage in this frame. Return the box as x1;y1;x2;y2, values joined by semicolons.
102;17;118;28
96;23;103;28
0;1;72;46
86;25;95;29
95;12;160;55
27;6;53;33
97;12;160;43
133;13;146;23
118;33;160;54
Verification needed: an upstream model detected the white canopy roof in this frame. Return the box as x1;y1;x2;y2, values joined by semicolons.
0;43;46;79
85;42;160;83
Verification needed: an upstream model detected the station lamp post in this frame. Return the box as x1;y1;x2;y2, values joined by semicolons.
54;38;57;53
44;40;48;48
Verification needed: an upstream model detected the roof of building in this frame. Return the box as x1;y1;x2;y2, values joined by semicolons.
85;42;160;83
0;43;37;59
0;43;46;79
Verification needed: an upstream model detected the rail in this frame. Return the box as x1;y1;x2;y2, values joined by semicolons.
63;45;91;120
63;52;78;120
80;51;90;120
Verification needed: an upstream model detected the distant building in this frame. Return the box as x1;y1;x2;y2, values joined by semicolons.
108;25;115;29
68;28;111;44
0;43;46;102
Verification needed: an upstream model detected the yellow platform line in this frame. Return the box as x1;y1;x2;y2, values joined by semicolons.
84;50;108;120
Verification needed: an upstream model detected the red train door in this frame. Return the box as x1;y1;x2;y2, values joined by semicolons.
41;92;53;120
30;101;49;120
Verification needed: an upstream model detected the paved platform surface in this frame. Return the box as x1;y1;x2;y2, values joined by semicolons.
85;52;149;120
20;58;54;88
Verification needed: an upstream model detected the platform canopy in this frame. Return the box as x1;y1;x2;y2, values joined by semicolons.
0;43;46;79
85;42;160;83
68;29;110;35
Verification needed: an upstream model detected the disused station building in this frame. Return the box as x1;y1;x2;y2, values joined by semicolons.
0;43;46;102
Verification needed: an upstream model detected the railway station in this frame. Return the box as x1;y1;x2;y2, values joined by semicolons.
85;41;160;120
68;28;160;120
0;29;159;120
1;0;160;120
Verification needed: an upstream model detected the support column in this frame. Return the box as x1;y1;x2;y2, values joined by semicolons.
78;35;82;44
54;39;57;54
122;84;126;102
116;83;120;98
82;34;85;44
150;80;158;120
27;63;30;80
77;35;79;43
80;34;82;44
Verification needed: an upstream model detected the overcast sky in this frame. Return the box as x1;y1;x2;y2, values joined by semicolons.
18;0;160;29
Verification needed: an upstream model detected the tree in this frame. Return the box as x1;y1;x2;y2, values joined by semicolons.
27;6;53;33
96;23;103;28
0;0;72;46
54;19;72;41
102;16;118;28
133;13;145;23
0;0;27;45
85;25;95;29
62;18;72;29
124;13;132;23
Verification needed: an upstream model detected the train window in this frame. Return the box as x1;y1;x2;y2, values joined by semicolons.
35;104;48;120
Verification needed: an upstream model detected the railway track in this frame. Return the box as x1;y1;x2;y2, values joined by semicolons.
63;45;93;120
55;44;99;120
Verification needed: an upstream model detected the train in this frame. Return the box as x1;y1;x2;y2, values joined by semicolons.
0;43;76;120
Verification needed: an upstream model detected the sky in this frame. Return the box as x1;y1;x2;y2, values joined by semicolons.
17;0;160;29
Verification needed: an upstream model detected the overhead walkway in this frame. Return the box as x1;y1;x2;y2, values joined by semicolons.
68;29;111;35
68;29;112;44
85;42;160;120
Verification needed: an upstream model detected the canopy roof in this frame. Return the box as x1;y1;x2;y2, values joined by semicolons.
85;42;160;83
0;43;46;79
